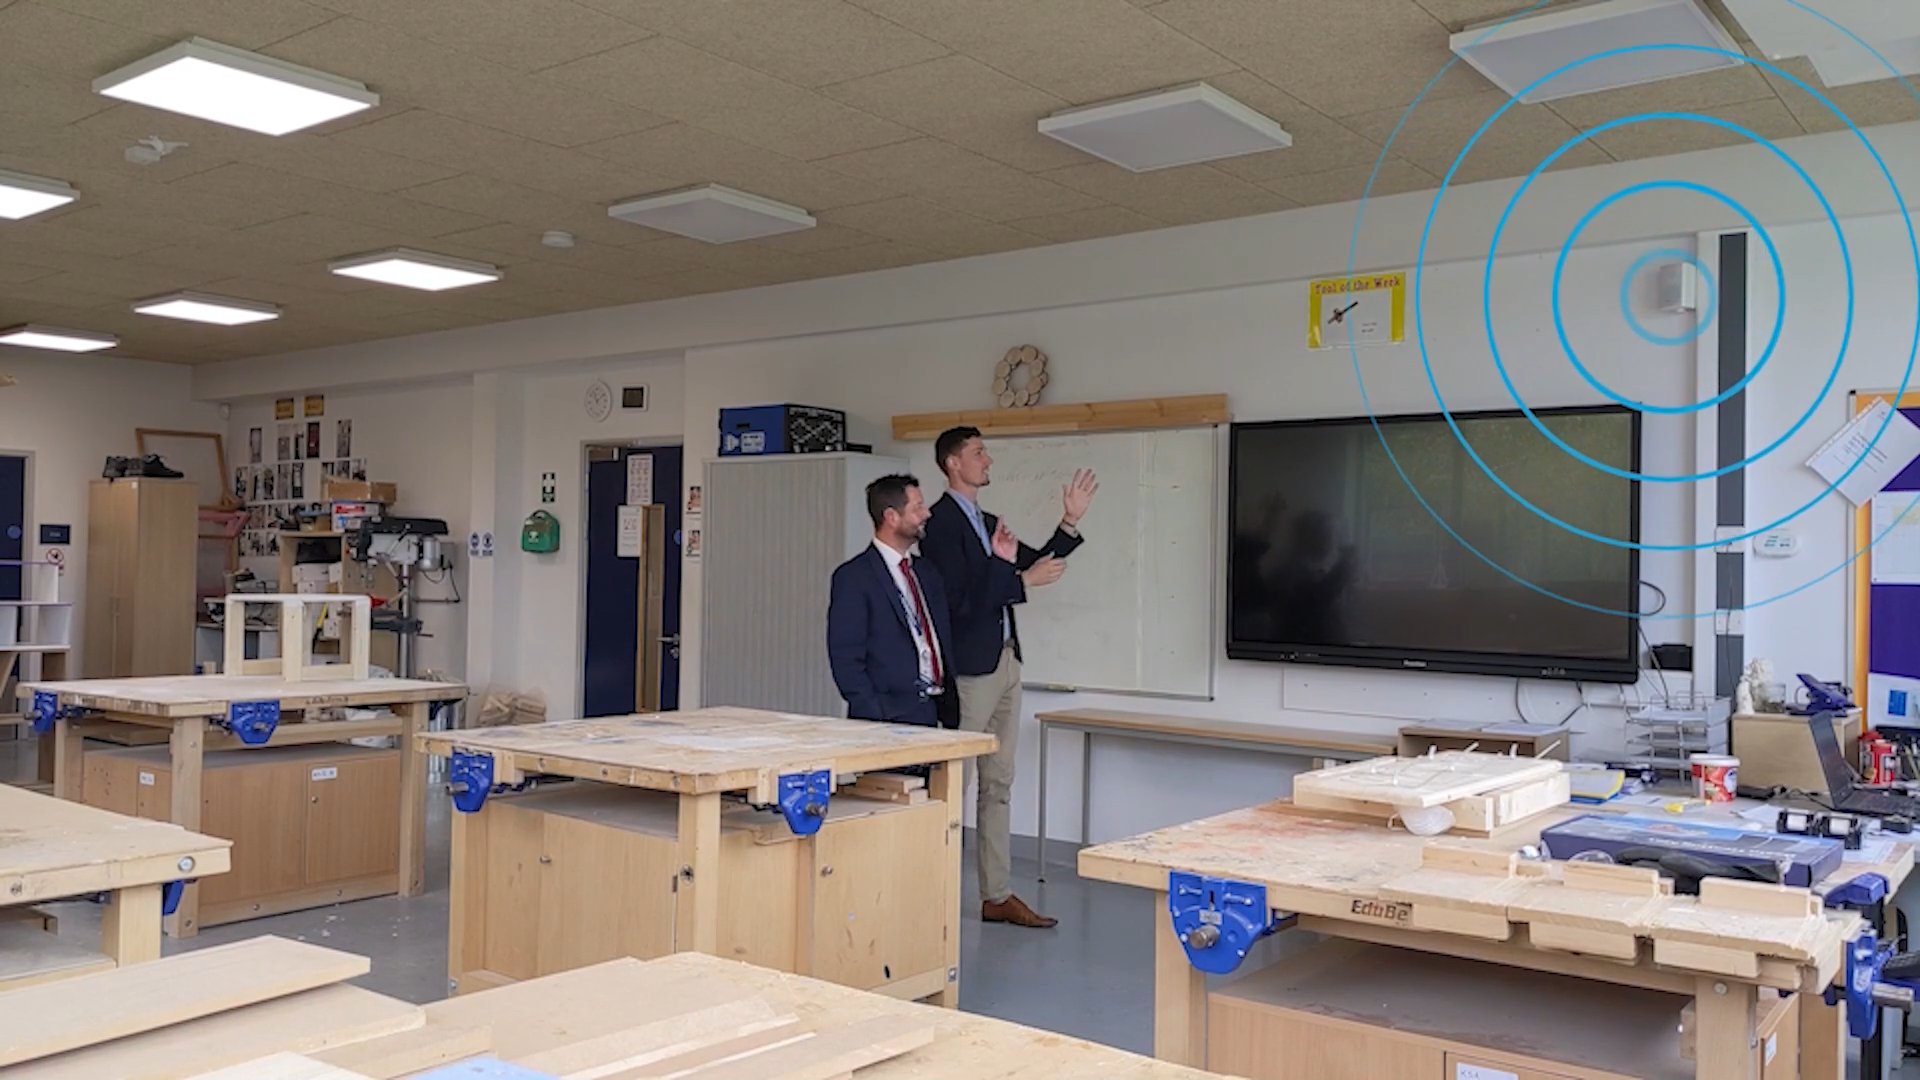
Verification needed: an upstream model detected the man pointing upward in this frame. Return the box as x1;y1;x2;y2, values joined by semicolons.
919;425;1097;929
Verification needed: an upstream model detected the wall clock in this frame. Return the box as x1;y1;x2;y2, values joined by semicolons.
585;379;613;423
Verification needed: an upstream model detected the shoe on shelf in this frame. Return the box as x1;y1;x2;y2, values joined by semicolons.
982;894;1057;928
135;454;184;478
101;455;129;478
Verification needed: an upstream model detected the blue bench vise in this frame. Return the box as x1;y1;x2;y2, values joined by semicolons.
215;699;280;745
28;690;87;736
1823;871;1920;1065
1168;871;1294;975
446;751;535;813
776;769;831;836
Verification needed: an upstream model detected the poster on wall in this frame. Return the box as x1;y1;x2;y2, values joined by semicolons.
275;397;295;420
617;505;643;558
685;485;702;517
304;394;325;417
306;421;321;459
336;419;352;459
627;453;654;506
686;528;702;560
1306;271;1406;349
248;427;262;464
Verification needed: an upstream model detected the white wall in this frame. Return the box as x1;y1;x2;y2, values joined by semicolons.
0;349;219;674
224;381;475;678
678;237;1699;843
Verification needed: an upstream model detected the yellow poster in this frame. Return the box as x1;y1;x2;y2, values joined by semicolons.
274;397;295;420
1307;271;1406;349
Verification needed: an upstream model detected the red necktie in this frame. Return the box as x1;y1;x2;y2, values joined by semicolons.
902;557;942;685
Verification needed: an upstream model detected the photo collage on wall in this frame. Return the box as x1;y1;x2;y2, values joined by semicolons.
233;400;367;557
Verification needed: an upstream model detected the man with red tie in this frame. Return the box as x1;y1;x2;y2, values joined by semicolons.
827;474;956;729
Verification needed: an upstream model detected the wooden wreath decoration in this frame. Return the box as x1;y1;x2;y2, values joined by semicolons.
993;345;1049;408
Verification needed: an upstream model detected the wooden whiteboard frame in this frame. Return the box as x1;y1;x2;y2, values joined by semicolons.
1849;389;1920;730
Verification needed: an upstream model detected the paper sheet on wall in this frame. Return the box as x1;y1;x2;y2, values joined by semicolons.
1871;493;1920;584
1805;398;1920;506
616;505;642;558
627;453;654;506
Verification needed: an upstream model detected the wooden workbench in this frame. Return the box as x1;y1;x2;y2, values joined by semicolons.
417;707;995;1007
0;784;229;989
23;673;461;936
2;942;1228;1079
1078;798;1913;1080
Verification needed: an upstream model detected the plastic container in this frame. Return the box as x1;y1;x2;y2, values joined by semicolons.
1688;753;1739;802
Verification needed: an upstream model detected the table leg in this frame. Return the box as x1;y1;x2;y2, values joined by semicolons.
932;759;964;1009
446;801;486;994
100;883;162;965
398;700;428;897
165;717;205;938
1153;890;1207;1067
51;717;82;800
1693;977;1759;1080
674;791;721;955
1036;721;1049;882
1081;732;1093;849
1798;991;1845;1080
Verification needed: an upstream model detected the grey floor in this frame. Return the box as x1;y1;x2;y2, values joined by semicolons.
1;737;1159;1056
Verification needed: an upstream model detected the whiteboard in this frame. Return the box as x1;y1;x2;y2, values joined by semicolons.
973;427;1217;698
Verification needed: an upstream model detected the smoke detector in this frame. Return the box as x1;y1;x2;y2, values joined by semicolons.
125;136;187;165
541;230;575;249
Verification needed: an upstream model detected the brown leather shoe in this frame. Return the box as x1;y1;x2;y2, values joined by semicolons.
982;894;1057;928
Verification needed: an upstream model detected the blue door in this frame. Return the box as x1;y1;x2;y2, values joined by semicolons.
0;456;23;601
582;446;684;717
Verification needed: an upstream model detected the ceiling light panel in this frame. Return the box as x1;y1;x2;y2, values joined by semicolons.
1451;0;1743;104
1806;33;1920;88
133;291;281;326
1720;0;1920;62
1038;83;1292;172
0;324;118;352
0;169;78;220
95;37;378;136
608;184;816;244
329;248;501;291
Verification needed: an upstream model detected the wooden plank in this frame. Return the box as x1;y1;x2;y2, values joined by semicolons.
0;936;370;1066
7;984;423;1080
890;394;1230;442
669;1015;934;1080
311;1022;491;1079
23;675;458;719
0;923;112;992
616;1022;810;1079
848;774;922;794
1698;878;1819;919
515;997;790;1078
416;710;994;796
189;1052;374;1080
1292;752;1563;810
1036;708;1396;757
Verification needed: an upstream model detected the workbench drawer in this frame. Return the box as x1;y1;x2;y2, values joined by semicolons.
450;782;952;996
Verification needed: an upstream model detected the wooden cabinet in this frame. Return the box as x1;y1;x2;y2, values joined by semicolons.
1205;939;1800;1080
451;782;951;995
84;478;196;678
80;742;399;927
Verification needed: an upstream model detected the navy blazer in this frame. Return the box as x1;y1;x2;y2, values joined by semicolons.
827;544;955;727
919;491;1084;678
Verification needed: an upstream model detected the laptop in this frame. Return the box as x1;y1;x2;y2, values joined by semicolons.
1808;710;1920;817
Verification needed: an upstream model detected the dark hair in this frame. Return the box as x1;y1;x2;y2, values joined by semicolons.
934;426;981;479
866;474;920;528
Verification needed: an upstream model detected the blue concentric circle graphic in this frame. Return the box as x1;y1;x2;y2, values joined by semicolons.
1617;247;1716;347
1338;0;1920;623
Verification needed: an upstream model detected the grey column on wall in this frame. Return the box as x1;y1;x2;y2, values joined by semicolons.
1715;231;1749;697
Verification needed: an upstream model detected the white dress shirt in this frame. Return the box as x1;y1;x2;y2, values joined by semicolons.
873;538;943;692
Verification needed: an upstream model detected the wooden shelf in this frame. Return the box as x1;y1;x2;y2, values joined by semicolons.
891;393;1229;441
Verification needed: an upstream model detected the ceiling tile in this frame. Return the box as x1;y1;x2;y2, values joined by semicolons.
339;109;674;202
1151;0;1492;117
544;37;914;160
1343;89;1611;184
1581;97;1804;161
581;0;948;88
1003;205;1166;242
646;238;823;282
0;110;230;184
35;202;217;247
751;222;880;254
0;260;62;286
0;58;118;127
1039;161;1299;224
265;17;673;147
34;0;338;48
647;267;767;295
1196;72;1386;181
174;163;491;235
818;55;1086;172
1545;66;1778;130
398;173;650;247
1262;157;1438;206
817;138;1100;221
237;214;420;263
436;223;707;278
1;217;173;258
235;133;461;194
310;0;653;72
1758;53;1920;133
1410;0;1585;31
0;2;168;77
818;196;1052;257
578;123;895;211
847;0;1237;104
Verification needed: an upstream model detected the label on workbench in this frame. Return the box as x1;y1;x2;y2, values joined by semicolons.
1765;1033;1777;1065
1456;1064;1517;1080
138;771;154;786
1348;898;1413;926
311;767;338;781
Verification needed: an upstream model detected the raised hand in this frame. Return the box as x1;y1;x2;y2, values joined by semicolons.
1062;468;1098;526
990;519;1018;562
1021;554;1065;587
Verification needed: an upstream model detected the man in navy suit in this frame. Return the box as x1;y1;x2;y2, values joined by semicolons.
919;425;1097;929
827;474;954;729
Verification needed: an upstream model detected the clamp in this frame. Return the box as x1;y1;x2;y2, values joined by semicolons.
215;699;281;746
776;769;832;836
28;690;88;736
1823;871;1920;1080
1168;871;1294;975
445;751;535;813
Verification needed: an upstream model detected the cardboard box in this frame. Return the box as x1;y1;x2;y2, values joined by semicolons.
1540;812;1843;886
324;479;397;504
1733;710;1860;796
